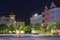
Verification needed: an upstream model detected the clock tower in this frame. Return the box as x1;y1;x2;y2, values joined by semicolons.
9;0;16;27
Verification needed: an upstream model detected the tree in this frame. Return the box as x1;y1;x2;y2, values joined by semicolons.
0;24;8;33
55;21;60;29
18;26;24;31
46;22;56;32
24;26;31;33
8;25;15;31
46;21;60;32
7;25;16;34
18;25;31;33
36;23;42;30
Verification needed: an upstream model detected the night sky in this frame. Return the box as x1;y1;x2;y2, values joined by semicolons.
0;0;60;25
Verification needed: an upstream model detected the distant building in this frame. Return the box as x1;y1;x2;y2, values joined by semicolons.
0;12;16;27
20;21;25;26
42;2;60;23
0;0;25;28
0;11;25;28
16;20;25;27
42;6;50;25
50;8;60;22
0;16;10;25
30;15;42;25
0;12;25;28
9;12;16;27
50;2;60;22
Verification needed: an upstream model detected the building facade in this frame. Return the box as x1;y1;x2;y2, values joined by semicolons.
42;6;50;26
50;2;60;22
16;20;25;27
30;14;42;25
0;12;16;27
50;8;60;22
0;16;10;25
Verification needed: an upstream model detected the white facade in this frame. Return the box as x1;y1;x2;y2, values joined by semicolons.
0;14;17;28
16;21;25;27
0;15;25;28
50;2;60;22
30;15;42;24
50;8;60;22
0;16;10;25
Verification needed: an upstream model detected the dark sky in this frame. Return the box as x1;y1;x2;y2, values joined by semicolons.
0;0;60;24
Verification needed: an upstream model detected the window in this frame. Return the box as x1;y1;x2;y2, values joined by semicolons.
42;15;45;17
42;20;45;22
51;15;55;19
6;19;9;21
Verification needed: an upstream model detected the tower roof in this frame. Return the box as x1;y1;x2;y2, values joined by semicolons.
50;2;56;9
10;10;15;15
44;6;49;11
45;6;49;10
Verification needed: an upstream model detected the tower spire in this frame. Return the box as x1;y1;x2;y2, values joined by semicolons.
45;6;49;10
10;0;15;15
50;2;56;9
44;6;49;11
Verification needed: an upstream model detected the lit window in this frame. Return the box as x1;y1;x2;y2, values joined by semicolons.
42;15;45;17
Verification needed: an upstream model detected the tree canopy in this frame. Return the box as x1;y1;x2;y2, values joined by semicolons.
0;24;8;31
18;25;31;33
36;23;42;30
8;25;15;31
46;21;60;32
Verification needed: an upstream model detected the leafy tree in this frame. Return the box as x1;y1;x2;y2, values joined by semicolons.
36;23;42;30
8;25;15;31
55;21;60;29
7;25;16;33
0;24;8;33
24;26;31;32
18;25;31;33
18;26;24;31
46;22;56;32
46;21;60;33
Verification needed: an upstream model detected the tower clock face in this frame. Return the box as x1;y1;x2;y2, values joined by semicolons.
11;16;14;19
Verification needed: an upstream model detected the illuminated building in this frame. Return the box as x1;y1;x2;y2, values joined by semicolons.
30;14;42;25
16;20;25;27
41;6;50;28
50;2;60;22
0;16;10;25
